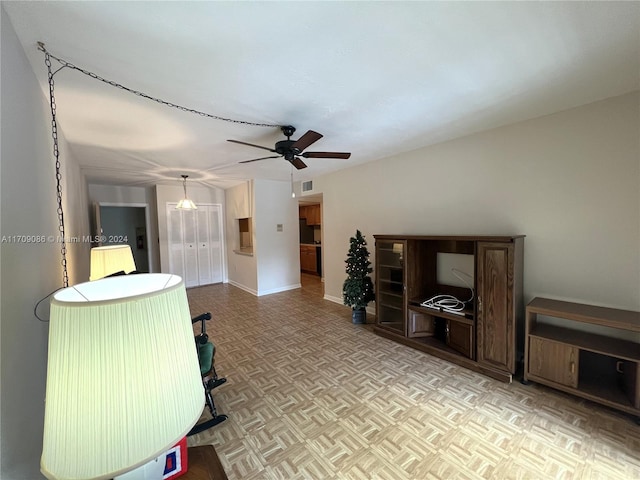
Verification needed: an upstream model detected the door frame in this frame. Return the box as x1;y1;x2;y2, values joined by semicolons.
96;202;153;273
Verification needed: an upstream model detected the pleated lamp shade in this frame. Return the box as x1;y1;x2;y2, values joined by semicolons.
41;273;204;480
90;244;137;280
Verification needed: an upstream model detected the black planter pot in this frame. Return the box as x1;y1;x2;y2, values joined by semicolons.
352;307;366;324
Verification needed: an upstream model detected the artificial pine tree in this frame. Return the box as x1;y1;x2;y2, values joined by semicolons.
342;230;375;323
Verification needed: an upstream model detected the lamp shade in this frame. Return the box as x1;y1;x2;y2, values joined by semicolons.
90;244;137;280
41;274;204;480
175;197;197;210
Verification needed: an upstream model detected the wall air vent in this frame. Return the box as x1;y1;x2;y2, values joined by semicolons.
302;181;313;193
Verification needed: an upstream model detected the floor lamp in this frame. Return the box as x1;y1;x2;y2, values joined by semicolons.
41;273;204;480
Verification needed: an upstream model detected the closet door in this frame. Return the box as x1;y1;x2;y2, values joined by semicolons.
167;206;185;280
196;207;213;285
208;205;223;284
167;203;224;287
182;209;199;288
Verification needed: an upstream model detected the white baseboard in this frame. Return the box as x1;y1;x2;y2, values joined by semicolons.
324;294;344;305
324;294;376;316
258;283;301;296
228;280;258;296
228;280;302;297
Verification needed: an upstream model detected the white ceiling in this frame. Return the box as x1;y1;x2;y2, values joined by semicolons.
4;1;639;190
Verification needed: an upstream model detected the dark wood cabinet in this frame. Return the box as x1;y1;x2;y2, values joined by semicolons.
527;336;579;388
407;309;435;338
374;235;524;383
476;241;523;373
524;298;640;417
447;317;474;359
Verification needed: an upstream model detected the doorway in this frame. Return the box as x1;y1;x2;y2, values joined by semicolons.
97;204;151;273
298;193;323;297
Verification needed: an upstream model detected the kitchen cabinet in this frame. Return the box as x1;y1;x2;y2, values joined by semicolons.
299;204;321;225
300;245;317;274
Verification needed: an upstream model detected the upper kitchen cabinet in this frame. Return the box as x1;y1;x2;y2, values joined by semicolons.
299;204;321;225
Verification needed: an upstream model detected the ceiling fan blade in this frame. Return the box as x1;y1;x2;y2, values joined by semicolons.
239;155;281;164
302;151;351;159
292;130;323;151
227;139;277;152
291;157;308;170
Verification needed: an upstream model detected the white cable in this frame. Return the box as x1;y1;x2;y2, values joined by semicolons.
420;268;474;314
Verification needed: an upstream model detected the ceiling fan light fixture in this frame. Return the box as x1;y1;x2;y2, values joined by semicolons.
176;175;197;210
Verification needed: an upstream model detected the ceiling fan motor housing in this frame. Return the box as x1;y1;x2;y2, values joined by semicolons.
275;140;300;158
229;124;349;170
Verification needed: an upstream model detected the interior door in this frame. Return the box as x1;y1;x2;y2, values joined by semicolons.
208;205;224;284
182;209;199;288
167;205;185;281
197;207;213;285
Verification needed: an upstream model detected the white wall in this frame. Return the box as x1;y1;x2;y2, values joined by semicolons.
254;179;301;295
315;92;639;321
225;182;258;293
88;184;160;273
224;180;301;295
1;8;91;478
155;183;225;274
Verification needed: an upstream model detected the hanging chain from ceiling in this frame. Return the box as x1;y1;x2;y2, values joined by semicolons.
42;47;69;288
37;43;282;128
37;41;284;288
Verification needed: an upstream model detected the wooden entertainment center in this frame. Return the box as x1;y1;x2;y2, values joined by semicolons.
373;235;524;383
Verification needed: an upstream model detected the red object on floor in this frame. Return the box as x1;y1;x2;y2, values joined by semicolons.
163;437;188;479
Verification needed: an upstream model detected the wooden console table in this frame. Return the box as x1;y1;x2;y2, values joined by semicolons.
182;445;228;480
524;297;640;419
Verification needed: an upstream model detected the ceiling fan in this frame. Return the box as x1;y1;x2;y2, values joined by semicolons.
228;125;351;170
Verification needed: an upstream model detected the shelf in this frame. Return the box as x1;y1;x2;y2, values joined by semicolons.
408;301;474;322
530;323;640;362
379;303;402;312
410;335;468;357
527;297;640;332
578;375;635;408
379;321;403;328
379;291;403;299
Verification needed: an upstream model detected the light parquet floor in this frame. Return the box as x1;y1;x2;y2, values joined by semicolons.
186;274;640;479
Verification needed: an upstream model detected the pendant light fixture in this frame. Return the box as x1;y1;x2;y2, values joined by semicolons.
176;175;197;210
290;166;296;199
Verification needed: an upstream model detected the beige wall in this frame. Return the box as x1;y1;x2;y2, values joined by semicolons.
1;8;91;478
316;92;639;321
253;179;301;295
